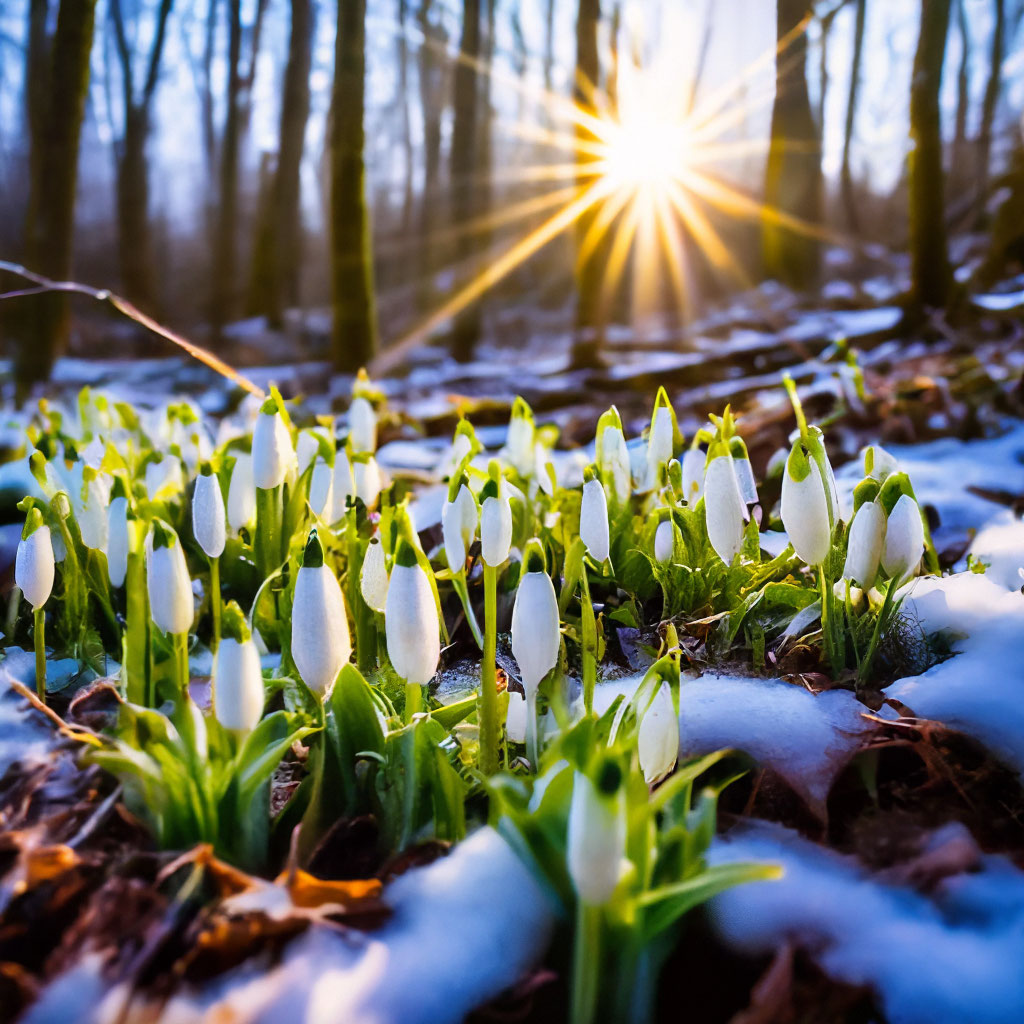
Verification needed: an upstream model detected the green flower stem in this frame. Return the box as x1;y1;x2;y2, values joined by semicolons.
452;569;484;649
818;565;841;677
580;571;597;716
33;607;46;700
526;688;539;768
255;484;283;580
125;522;151;706
209;555;222;649
859;579;896;689
405;681;424;720
347;511;376;672
478;563;499;775
173;631;190;695
571;901;602;1024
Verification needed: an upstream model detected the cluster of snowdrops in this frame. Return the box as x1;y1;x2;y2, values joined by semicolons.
7;374;936;1022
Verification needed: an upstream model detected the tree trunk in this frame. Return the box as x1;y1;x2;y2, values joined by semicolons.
331;0;377;371
908;0;952;311
115;110;155;309
16;0;98;390
449;0;481;362
543;0;556;92
397;0;415;238
416;0;444;309
571;0;605;369
248;0;313;326
762;0;821;290
975;0;1005;215
840;0;867;231
211;0;242;336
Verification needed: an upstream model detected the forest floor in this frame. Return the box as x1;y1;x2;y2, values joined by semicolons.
2;257;1024;1023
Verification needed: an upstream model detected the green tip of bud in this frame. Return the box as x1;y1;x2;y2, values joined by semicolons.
583;464;597;484
22;506;45;540
260;397;279;416
221;600;251;643
110;475;129;500
595;757;622;796
523;538;546;574
150;519;176;549
393;537;418;568
303;529;324;568
667;459;682;490
199;461;215;477
511;396;533;420
729;436;749;460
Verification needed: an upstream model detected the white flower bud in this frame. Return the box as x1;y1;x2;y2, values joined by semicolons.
654;518;676;564
214;638;264;733
145;455;183;502
442;484;478;569
480;494;513;567
638;684;679;784
353;456;382;509
349;396;377;454
733;457;758;506
535;443;555;497
308;458;334;520
502;407;534;476
780;451;832;567
192;472;226;559
704;456;747;565
332;451;354;521
296;430;322;477
252;410;294;490
505;689;527;743
76;471;111;550
598;424;631;503
359;538;389;613
881;494;924;584
385;557;441;685
16;523;54;610
227;453;256;531
580;477;610;563
567;770;625;906
510;569;560;696
106;496;129;588
647;405;674;474
292;547;352;695
843;500;885;589
681;449;706;506
146;527;193;635
866;445;899;482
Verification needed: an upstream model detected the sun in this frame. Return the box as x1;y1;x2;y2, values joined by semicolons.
600;112;692;194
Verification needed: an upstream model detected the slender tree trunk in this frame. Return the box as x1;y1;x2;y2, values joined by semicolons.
248;0;313;326
397;0;415;238
416;0;444;309
571;0;605;369
840;0;866;231
16;0;98;390
953;0;970;153
543;0;556;92
331;0;377;370
449;0;481;362
763;0;821;289
908;0;952;312
976;0;1005;214
211;0;242;336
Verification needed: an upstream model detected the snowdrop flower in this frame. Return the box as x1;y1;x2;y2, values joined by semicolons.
227;453;256;531
442;482;478;569
567;767;625;906
580;473;610;563
292;530;352;695
192;468;226;559
349;396;377;454
638;684;678;784
865;444;899;482
353;455;382;509
843;499;885;589
441;427;474;479
75;469;111;550
647;405;674;472
385;540;441;685
296;429;330;477
681;449;706;506
729;437;759;506
332;450;354;521
502;398;535;476
704;455;747;565
654;515;676;564
146;522;193;636
780;441;833;567
480;483;513;567
505;689;527;744
359;537;389;613
309;457;334;520
596;413;631;504
534;442;556;497
106;489;129;588
252;403;294;490
16;510;54;610
144;454;184;502
510;543;560;698
213;606;264;734
881;494;924;583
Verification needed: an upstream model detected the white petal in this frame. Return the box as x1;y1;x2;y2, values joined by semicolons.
332;452;354;521
309;458;334;520
214;638;265;733
252;412;294;490
349;396;377;454
510;570;560;694
654;518;675;564
192;474;226;558
359;539;390;613
704;456;746;565
292;564;352;694
16;526;55;610
566;772;625;906
580;478;610;563
638;684;679;784
353;457;382;509
882;494;924;583
781;457;832;566
146;534;193;635
681;449;706;506
480;495;513;566
385;562;441;685
843;500;885;589
227;454;256;531
106;497;129;588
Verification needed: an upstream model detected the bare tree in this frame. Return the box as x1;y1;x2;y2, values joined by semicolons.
416;0;447;309
976;0;1005;214
331;0;377;370
15;0;98;390
908;0;952;311
248;0;314;327
109;0;175;312
840;0;866;231
449;0;482;361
